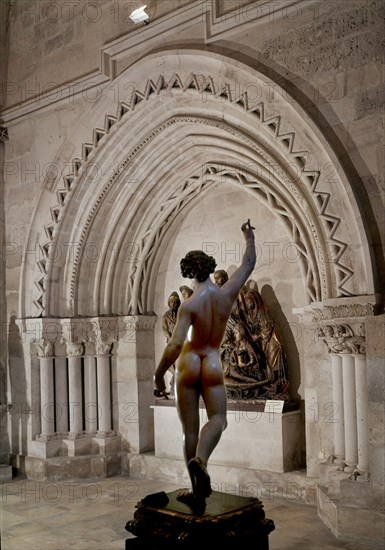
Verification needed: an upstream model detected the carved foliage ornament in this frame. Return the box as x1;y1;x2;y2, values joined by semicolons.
27;317;156;356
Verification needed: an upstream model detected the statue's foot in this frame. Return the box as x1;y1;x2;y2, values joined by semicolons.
176;488;206;514
188;457;212;498
176;488;194;502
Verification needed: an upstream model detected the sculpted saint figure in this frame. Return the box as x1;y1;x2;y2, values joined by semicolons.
214;271;289;400
243;288;289;400
179;285;194;300
162;292;181;342
161;291;181;396
154;220;256;505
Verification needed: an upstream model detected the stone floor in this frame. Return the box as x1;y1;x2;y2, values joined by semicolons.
0;475;382;550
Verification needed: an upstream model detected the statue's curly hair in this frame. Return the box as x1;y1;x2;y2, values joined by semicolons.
180;250;217;282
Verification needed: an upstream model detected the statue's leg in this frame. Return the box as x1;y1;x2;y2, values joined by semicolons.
175;352;201;492
197;352;228;465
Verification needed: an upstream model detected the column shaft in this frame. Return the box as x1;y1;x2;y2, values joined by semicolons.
39;357;55;435
342;354;358;472
97;355;111;433
84;356;98;433
68;356;83;434
354;354;370;476
330;354;345;465
54;357;68;433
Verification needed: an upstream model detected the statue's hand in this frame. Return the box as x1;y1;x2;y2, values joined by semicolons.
154;388;170;399
241;218;255;238
154;374;169;399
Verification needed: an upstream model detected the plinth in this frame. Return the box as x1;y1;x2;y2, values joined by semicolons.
125;489;275;549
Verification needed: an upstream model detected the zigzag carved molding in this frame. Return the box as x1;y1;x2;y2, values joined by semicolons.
33;73;354;316
127;164;321;315
69;115;325;313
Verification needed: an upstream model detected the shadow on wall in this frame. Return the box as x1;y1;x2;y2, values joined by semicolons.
7;314;28;467
259;284;306;467
260;284;301;402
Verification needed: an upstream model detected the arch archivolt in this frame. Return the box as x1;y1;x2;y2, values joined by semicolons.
23;55;372;318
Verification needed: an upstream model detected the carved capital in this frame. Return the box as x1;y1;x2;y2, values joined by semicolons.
317;323;366;355
122;315;158;333
87;317;118;355
32;338;53;357
65;342;84;357
95;341;111;356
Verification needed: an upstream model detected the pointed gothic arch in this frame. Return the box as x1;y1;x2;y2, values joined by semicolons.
20;50;376;319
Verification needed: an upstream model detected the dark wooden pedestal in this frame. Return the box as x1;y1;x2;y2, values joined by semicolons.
125;489;275;549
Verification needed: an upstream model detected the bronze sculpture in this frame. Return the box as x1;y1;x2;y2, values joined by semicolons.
215;275;289;401
154;220;256;504
179;285;194;300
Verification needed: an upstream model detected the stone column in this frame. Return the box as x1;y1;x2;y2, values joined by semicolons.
90;318;117;435
66;342;84;436
96;343;112;434
354;353;370;479
35;339;55;436
12;320;46;450
116;315;157;454
84;355;97;433
54;357;68;433
293;297;377;481
330;353;345;467
341;354;358;472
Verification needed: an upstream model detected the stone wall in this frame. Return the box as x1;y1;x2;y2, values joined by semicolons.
4;0;196;109
224;0;384;279
0;2;383;532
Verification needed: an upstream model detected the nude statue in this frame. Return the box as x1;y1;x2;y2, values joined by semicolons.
154;220;256;504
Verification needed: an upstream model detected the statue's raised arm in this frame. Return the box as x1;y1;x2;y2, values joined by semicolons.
220;218;256;302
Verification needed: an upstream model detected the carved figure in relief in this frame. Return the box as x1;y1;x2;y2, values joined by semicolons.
154;220;256;507
215;273;289;400
34;338;53;357
243;287;289;400
319;324;365;354
161;291;181;396
224;322;268;390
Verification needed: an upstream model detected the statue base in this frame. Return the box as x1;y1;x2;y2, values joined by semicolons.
125;489;275;549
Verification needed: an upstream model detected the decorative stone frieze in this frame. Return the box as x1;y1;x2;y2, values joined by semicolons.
293;294;382;324
122;314;158;332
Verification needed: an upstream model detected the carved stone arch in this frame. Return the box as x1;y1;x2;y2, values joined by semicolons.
21;50;376;318
133;166;322;316
62;112;330;316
